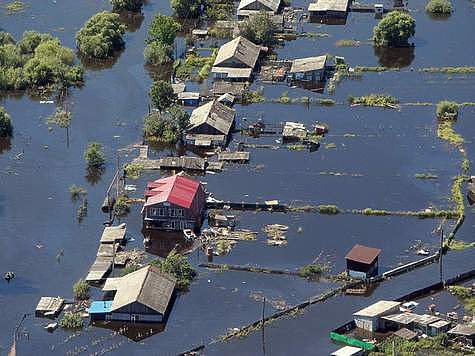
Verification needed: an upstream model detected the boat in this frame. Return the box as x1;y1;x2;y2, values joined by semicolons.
416;249;430;256
183;229;197;241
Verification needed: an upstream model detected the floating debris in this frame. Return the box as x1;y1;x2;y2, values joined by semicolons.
263;224;288;246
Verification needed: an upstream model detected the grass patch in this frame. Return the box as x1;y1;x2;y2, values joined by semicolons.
348;94;399;108
242;89;265;104
447;240;475;250
5;1;26;13
124;162;144;180
174;49;217;81
298;264;327;279
415;173;438;179
426;0;453;13
450;175;466;218
436;100;459;120
59;312;83;329
354;66;392;72
421;67;475;74
318;98;336;106
318;205;340;215
437;121;464;146
279;91;291;104
287;144;306;151
335;39;360;47
374;334;450;354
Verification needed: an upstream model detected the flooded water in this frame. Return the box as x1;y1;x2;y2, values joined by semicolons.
0;0;474;354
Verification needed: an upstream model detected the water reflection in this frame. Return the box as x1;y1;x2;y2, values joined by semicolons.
143;230;196;258
374;46;415;68
85;166;105;185
0;137;12;154
118;11;145;33
145;63;174;82
308;15;348;25
78;52;124;72
427;13;451;21
91;320;166;342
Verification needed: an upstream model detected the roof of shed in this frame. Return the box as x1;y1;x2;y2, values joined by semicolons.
290;55;327;73
211;66;253;79
308;0;349;12
213;36;262;69
448;324;475;336
345;244;381;265
393;327;418;340
100;225;126;243
353;300;400;318
238;0;281;11
189;100;236;135
330;345;363;356
108;265;176;314
144;174;202;208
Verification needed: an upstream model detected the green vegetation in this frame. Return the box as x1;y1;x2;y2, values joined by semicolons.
47;109;71;128
144;41;173;66
149;80;176;112
114;196;130;217
426;0;453;14
206;0;234;20
462;158;470;174
318;205;340;215
279;91;291;104
110;0;144;12
84;142;106;168
450;175;466;218
436;100;459;120
59;312;84;329
0;107;13;137
143;105;190;144
171;0;203;18
0;31;15;46
421;66;475;73
152;250;197;290
73;279;90;300
318;98;335;106
242;89;265;104
77;198;88;222
239;11;277;46
124;162;144;179
355;66;393;72
335;39;360;47
0;31;83;91
328;64;361;94
448;286;475;312
437;121;464;146
348;94;399;107
415;173;438;179
174;49;217;81
447;240;475;250
372;334;449;355
144;14;180;66
373;11;416;47
120;263;141;276
69;184;87;201
361;208;391;216
76;12;126;59
5;1;26;14
298;263;327;279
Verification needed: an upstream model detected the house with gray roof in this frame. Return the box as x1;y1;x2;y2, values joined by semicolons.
289;55;328;82
237;0;281;17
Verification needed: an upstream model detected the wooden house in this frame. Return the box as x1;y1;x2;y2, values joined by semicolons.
353;300;401;332
237;0;281;17
448;324;475;346
177;92;201;107
212;36;266;82
308;0;350;18
345;244;381;279
289;55;328;82
142;174;206;231
185;99;236;148
89;265;176;323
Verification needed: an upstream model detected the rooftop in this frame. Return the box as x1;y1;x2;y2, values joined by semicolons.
430;320;451;328
238;0;281;12
448;324;475;336
189;99;236;135
353;300;401;318
88;300;113;314
100;224;126;244
382;313;422;325
308;0;349;12
330;345;363;356
144;174;202;209
393;327;418;340
345;244;381;265
290;55;327;73
213;36;263;69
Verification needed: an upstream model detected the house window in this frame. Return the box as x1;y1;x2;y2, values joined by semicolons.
158;207;166;216
131;314;139;322
171;220;179;230
176;209;184;217
149;208;158;216
170;209;176;217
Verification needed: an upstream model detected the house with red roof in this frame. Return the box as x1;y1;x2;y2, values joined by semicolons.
142;173;206;231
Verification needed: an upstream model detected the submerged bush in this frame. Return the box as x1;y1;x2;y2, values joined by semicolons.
17;31;53;55
0;31;15;46
124;162;144;179
76;12;126;59
348;94;399;107
373;11;416;47
84;142;106;168
149;80;176;112
171;0;203;18
73;279;90;300
144;42;173;65
426;0;452;14
152;250;196;290
436;100;459;120
59;312;84;329
69;184;87;201
143;105;189;144
147;14;181;46
239;11;277;46
0;107;13;137
298;264;326;279
114;196;130;217
110;0;144;12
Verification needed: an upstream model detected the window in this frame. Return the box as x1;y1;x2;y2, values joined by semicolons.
170;209;176;217
131;314;138;322
149;208;158;216
171;220;179;230
158;207;166;216
176;209;184;217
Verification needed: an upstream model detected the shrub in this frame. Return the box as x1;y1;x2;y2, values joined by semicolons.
144;42;173;65
76;12;126;59
17;31;53;54
59;312;84;329
47;109;72;128
143;105;189;144
73;279;90;300
171;0;203;18
239;11;277;46
298;264;326;279
0;107;13;137
436;100;459;120
114;196;130;217
147;14;181;46
124;162;143;179
318;205;340;214
149;80;176;112
84;142;106;168
426;0;452;14
0;31;15;46
110;0;144;12
120;263;141;276
69;184;87;201
153;250;196;290
373;11;416;47
348;94;399;107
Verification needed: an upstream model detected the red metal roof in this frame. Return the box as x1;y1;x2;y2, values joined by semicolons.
345;244;381;265
144;174;201;209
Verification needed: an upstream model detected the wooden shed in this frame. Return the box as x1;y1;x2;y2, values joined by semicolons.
345;244;381;279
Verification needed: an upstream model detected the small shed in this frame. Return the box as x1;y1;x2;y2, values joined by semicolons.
192;29;208;38
345;244;381;279
171;83;186;95
282;122;308;142
100;224;127;244
237;0;281;17
381;313;421;331
36;297;65;318
393;327;418;341
289;55;328;81
308;0;349;18
429;320;451;336
178;92;201;107
217;93;236;107
413;314;441;335
353;300;401;332
448;324;475;346
330;345;364;356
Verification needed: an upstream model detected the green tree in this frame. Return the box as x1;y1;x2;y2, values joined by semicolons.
76;11;126;59
0;107;13;137
147;14;181;46
143;105;189;143
73;279;90;300
144;42;173;65
436;100;459;120
426;0;452;14
110;0;144;12
17;31;53;54
152;250;196;290
373;11;416;47
171;0;203;18
84;142;106;168
239;11;277;46
0;31;15;46
149;80;176;112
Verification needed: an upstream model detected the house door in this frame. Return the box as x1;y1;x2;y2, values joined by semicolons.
131;314;139;323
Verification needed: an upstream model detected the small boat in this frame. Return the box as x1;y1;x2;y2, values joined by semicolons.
416;249;430;256
183;229;197;241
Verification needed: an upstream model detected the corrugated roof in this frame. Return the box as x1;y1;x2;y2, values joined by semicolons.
330;346;363;356
212;66;253;79
144;174;202;209
290;55;327;73
381;313;422;325
345;244;381;265
189;99;236;135
100;225;126;243
213;36;262;69
353;300;400;317
449;324;475;336
308;0;349;12
393;327;418;340
430;320;451;328
238;0;281;12
110;265;176;315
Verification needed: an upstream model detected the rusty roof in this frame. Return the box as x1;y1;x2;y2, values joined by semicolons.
345;244;381;264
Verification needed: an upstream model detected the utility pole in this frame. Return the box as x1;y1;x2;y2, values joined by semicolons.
261;297;266;355
439;228;444;284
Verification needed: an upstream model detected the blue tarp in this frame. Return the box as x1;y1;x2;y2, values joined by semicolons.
88;300;113;314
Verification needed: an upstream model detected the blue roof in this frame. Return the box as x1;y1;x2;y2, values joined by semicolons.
88;300;113;314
